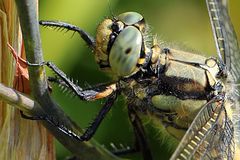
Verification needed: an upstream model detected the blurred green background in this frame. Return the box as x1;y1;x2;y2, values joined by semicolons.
39;0;240;159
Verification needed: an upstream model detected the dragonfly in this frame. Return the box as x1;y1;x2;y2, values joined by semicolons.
32;0;240;159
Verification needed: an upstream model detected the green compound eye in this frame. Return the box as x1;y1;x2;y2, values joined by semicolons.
109;26;142;77
117;12;143;25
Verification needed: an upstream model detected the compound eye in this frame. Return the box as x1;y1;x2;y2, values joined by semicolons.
109;26;142;77
117;12;143;25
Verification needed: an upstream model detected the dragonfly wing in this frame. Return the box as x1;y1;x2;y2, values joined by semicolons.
206;0;240;82
170;96;234;160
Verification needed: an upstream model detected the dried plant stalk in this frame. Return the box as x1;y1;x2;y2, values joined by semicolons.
0;0;55;159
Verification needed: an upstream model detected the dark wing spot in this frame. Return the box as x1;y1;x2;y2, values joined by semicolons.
125;47;132;54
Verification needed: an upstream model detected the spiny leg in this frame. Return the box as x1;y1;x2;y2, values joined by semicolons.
113;105;152;160
79;92;117;141
21;92;118;142
39;20;95;50
38;21;114;100
128;106;153;160
47;76;117;100
25;53;119;141
28;61;117;101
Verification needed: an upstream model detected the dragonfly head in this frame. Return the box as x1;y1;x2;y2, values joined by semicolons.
95;12;147;77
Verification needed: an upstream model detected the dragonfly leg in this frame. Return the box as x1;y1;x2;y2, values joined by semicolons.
111;145;138;156
28;61;118;101
39;21;95;50
76;93;117;141
128;106;153;160
113;105;152;160
21;92;117;142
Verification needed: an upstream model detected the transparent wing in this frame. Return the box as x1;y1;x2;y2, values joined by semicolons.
206;0;240;82
170;96;235;160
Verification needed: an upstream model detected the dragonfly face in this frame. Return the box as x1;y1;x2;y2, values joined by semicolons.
95;12;147;77
38;0;240;159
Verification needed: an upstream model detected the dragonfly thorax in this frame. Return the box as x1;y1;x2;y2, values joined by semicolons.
95;12;149;77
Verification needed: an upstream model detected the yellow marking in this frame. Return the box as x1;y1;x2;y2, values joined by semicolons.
198;131;204;137
213;17;219;21
194;135;201;141
187;144;194;150
95;18;113;63
211;9;217;12
183;149;190;155
191;140;197;146
220;48;225;51
218;37;224;41
206;122;212;128
212;113;218;120
95;84;117;99
137;58;145;65
210;117;215;122
137;23;146;33
202;127;208;132
216;27;221;30
204;141;209;146
213;113;218;117
180;153;187;159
